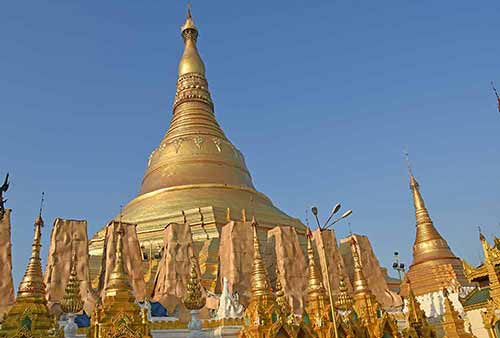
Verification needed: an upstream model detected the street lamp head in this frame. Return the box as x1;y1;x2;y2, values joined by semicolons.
311;206;318;216
332;203;341;215
340;210;353;219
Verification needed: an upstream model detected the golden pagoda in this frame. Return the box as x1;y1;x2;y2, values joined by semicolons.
0;213;59;338
402;282;435;338
88;223;152;338
441;289;474;338
403;165;468;297
302;234;335;338
183;262;206;311
350;237;400;338
88;5;306;288
239;221;299;338
60;249;84;315
335;263;354;312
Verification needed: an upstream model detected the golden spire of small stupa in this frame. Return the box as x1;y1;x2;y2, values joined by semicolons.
239;219;283;337
250;219;273;298
335;263;353;311
306;233;328;299
61;243;84;314
0;193;59;338
350;237;370;296
275;268;292;316
183;261;206;310
402;281;436;338
88;220;152;338
104;223;135;300
442;288;474;338
406;281;425;325
405;153;457;266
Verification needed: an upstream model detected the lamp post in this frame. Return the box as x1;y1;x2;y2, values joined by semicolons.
392;251;405;281
310;204;353;338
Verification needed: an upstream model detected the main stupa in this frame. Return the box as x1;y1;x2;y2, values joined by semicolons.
88;8;305;279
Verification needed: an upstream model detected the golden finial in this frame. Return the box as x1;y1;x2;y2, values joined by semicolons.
178;4;205;76
250;220;272;297
183;260;206;310
61;240;84;314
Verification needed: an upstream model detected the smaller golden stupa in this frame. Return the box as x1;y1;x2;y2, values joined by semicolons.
335;263;354;311
350;237;399;338
402;282;435;338
441;289;474;338
88;221;152;338
183;261;206;311
0;212;59;338
303;233;339;338
239;220;300;338
403;163;468;297
60;248;84;315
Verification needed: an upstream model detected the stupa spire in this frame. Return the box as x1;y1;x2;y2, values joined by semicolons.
405;153;457;265
17;195;46;299
350;237;370;296
250;220;272;298
306;234;327;298
104;223;134;300
0;195;59;338
179;4;205;76
60;244;84;314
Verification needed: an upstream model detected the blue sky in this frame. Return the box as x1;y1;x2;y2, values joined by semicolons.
1;1;499;286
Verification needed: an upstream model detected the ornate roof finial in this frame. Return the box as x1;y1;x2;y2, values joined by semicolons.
183;260;206;310
61;240;84;314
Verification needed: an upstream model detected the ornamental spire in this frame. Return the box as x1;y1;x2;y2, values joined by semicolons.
17;194;46;299
104;223;134;300
250;219;273;298
0;194;59;338
405;153;457;265
179;4;205;76
350;237;370;296
183;261;206;310
335;263;353;310
306;233;327;299
61;242;84;314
